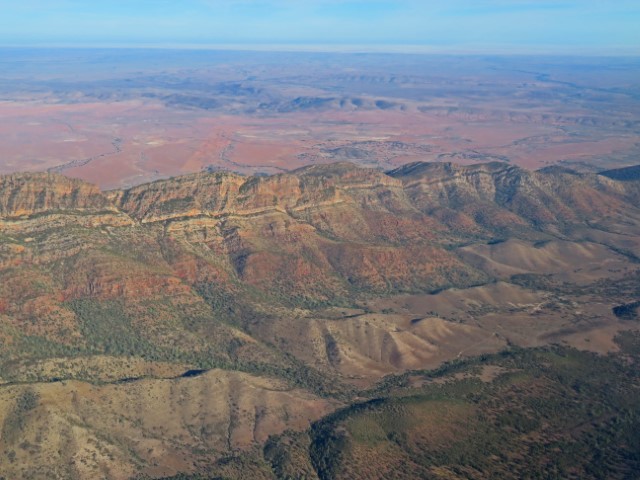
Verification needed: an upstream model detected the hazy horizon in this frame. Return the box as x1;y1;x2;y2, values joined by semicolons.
1;44;639;57
0;0;638;55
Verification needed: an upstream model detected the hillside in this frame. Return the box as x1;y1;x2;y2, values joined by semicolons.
1;161;640;478
600;164;640;182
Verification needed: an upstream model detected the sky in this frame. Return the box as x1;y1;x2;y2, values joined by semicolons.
0;0;639;54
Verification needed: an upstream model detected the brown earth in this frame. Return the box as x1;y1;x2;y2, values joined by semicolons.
2;51;639;189
1;160;640;478
0;369;337;480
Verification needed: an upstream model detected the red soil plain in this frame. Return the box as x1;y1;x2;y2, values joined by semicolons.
1;49;639;189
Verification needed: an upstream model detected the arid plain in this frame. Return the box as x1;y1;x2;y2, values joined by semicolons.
1;49;639;188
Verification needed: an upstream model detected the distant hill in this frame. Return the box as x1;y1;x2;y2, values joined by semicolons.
599;164;640;181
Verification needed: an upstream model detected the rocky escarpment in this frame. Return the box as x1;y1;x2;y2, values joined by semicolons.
107;162;405;224
1;161;639;347
1;162;637;302
0;173;134;233
4;161;632;233
0;172;114;217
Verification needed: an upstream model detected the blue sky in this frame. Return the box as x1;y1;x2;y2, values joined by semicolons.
0;0;638;53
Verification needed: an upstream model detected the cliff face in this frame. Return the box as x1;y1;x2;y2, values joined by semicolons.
107;171;247;223
2;162;637;309
107;162;404;224
0;172;113;217
5;161;631;232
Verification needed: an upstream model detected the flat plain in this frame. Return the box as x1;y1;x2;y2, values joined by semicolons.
1;49;639;188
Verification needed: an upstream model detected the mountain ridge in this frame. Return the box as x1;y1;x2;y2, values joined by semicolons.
1;160;640;478
3;160;637;226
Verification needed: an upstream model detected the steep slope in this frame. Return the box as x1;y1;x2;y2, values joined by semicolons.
0;172;113;217
110;163;482;303
388;161;633;236
0;370;337;480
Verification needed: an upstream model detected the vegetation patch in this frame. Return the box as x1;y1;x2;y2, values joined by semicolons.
306;345;640;480
613;301;640;320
